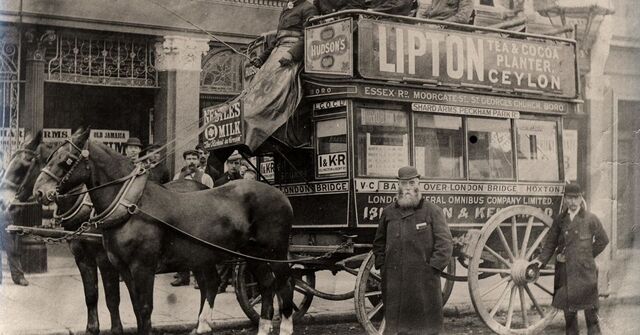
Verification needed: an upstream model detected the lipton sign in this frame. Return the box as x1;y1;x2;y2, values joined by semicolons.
305;18;353;76
358;19;578;98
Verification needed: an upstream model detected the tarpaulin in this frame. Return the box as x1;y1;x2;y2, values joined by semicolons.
201;37;303;153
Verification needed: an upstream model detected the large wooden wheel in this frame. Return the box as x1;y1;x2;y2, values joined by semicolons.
468;205;558;335
354;251;456;335
233;263;315;325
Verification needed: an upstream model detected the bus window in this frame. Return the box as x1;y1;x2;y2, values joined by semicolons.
516;119;560;181
468;118;514;180
316;119;348;177
414;114;464;179
357;108;409;177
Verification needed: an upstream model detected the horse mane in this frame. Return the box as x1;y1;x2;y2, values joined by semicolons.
88;140;136;180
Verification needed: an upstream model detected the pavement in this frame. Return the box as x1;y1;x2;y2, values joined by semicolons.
1;244;639;335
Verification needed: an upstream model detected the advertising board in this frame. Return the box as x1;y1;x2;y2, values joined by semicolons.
202;101;243;150
358;19;578;98
305;18;353;76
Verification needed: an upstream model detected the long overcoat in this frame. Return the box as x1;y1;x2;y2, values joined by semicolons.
538;208;609;310
373;199;453;335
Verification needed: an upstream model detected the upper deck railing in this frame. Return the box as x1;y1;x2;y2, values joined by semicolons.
303;10;580;101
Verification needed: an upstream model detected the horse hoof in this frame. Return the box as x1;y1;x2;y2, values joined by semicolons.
85;327;100;335
278;314;293;335
111;325;124;335
258;318;273;335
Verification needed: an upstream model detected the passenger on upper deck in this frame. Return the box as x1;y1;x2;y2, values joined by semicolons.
313;0;367;15
420;0;474;24
368;0;415;16
250;0;318;68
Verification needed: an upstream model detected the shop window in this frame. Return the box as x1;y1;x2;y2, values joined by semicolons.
516;119;560;181
467;118;514;180
414;114;464;179
316;119;348;177
357;108;409;177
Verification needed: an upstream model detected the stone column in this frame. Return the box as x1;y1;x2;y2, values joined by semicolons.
583;15;613;295
21;29;56;134
154;36;209;173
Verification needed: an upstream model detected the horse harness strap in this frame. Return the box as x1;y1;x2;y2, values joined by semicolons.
130;205;352;264
89;165;149;230
54;187;94;229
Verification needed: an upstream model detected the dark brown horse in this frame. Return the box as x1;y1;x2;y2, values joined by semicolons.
33;128;296;335
1;131;209;335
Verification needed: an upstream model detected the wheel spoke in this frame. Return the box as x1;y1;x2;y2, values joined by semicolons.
490;281;514;318
519;286;529;327
505;285;516;329
481;276;510;298
249;296;262;307
525;227;550;259
367;302;384;320
369;272;381;282
524;284;545;318
496;226;515;261
478;267;511;274
511;216;519;258
521;216;535;257
534;281;554;296
483;245;512;268
365;290;382;297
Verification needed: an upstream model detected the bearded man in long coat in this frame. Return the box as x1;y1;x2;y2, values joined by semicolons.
535;183;609;335
373;166;453;335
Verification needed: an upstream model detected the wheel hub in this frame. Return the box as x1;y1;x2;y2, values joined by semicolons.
511;259;538;286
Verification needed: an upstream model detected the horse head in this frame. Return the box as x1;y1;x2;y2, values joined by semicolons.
34;128;91;205
0;130;56;210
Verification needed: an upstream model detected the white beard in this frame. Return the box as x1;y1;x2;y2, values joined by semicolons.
397;188;422;208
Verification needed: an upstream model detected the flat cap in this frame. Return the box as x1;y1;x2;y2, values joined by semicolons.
182;149;199;159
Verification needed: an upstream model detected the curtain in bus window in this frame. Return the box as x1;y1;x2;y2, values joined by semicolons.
468;118;514;180
357;109;409;177
414;114;464;179
317;119;347;176
516;119;559;181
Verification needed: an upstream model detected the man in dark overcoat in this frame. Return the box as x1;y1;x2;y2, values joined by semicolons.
535;183;609;335
373;166;453;335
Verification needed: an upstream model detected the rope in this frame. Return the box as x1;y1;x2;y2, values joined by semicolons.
132;205;351;264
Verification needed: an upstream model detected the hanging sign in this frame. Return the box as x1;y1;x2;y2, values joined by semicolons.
202;101;243;150
42;128;71;143
90;129;130;153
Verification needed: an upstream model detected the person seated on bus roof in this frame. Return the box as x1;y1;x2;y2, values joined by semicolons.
368;0;414;16
420;0;474;24
313;0;367;15
250;0;319;68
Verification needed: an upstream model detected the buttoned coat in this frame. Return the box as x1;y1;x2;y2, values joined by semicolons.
538;208;609;311
373;199;453;335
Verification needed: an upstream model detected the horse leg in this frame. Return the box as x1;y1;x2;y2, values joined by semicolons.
129;262;156;335
70;242;100;335
192;269;212;334
271;263;294;335
250;262;276;335
195;266;221;334
97;251;123;335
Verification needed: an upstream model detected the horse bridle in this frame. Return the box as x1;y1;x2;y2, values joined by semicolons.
0;148;40;197
40;139;89;201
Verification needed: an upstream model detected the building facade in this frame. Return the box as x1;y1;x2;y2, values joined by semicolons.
0;0;283;171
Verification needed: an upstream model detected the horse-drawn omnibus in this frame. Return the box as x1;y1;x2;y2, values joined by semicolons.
222;10;580;335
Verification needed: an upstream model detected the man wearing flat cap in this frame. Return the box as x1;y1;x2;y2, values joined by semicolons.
373;166;453;335
535;183;609;335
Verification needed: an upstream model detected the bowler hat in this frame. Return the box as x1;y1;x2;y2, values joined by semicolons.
182;149;199;159
564;183;582;196
397;166;420;180
125;137;143;148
